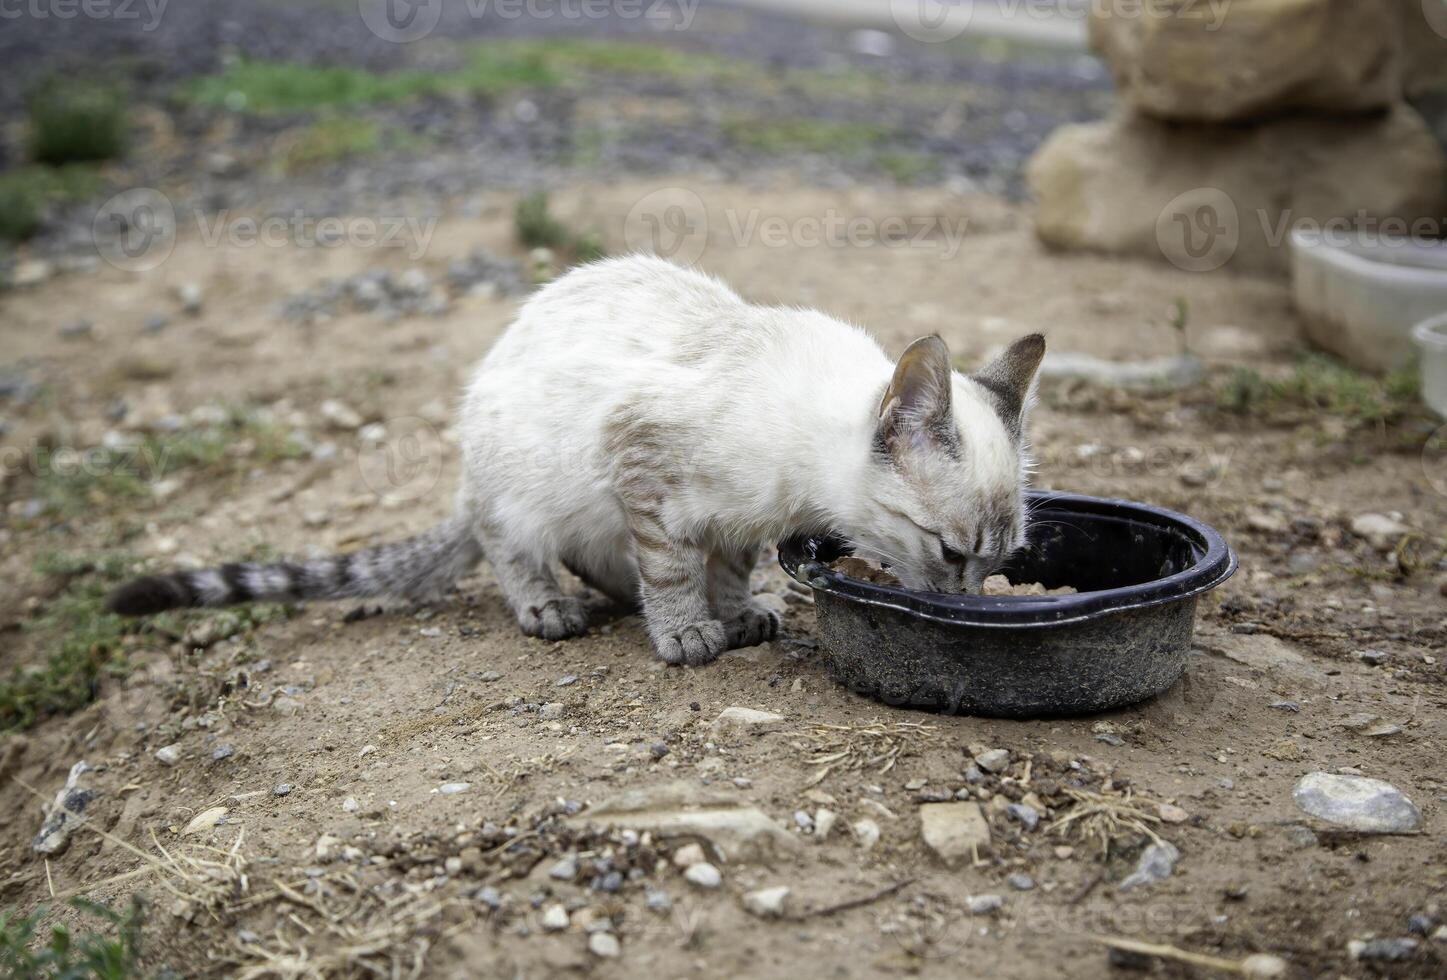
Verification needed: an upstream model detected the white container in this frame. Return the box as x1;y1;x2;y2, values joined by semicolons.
1415;313;1447;419
1290;229;1447;373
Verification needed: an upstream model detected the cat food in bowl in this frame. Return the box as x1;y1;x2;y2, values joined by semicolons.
779;491;1236;718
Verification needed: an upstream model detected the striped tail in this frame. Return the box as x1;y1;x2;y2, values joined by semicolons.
106;516;483;616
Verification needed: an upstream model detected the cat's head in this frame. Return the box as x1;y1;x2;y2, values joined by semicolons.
847;333;1045;594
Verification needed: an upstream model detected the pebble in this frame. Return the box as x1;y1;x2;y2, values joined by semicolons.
177;282;204;315
711;706;785;734
743;886;790;918
589;932;621;958
144;313;170;333
814;808;837;840
439;782;471;795
1347;938;1418;961
549;857;579;881
596;871;623;892
919;802;992;866
182;806;228;836
342;797;359;812
273;783;292;797
1119;842;1179;890
853;818;881;850
59;319;94;339
555;674;578;687
539;703;565;721
1292;772;1421;833
965;894;1004;915
542;904;569;932
1350;513;1410;551
684;862;722;889
672;843;706;868
319;399;364;430
1007;873;1035;891
793;810;814;832
212;744;235;761
974;749;1010;773
1407;914;1434;936
1006;803;1039;831
645;888;672;912
155;744;181;766
1157;804;1189;824
477;886;503;910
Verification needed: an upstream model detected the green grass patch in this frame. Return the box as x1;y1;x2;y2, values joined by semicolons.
280;117;383;171
514;191;605;268
723;117;893;155
27;79;128;166
876;151;943;185
0;897;145;980
1215;354;1424;429
0;165;103;242
29;412;304;520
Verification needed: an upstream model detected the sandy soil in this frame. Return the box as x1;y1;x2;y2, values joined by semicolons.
1;181;1444;978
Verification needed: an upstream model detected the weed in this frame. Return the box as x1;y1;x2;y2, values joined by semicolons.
0;897;145;980
27;79;128;165
1215;354;1423;430
280;117;382;172
0;165;103;242
724;117;892;156
514;192;606;268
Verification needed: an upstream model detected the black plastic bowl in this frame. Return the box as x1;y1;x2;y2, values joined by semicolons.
778;491;1237;718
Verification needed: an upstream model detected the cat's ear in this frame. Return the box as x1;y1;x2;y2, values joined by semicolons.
972;333;1046;438
876;335;956;456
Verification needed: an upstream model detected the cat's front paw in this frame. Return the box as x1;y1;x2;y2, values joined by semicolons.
517;598;590;641
725;605;780;649
653;619;728;666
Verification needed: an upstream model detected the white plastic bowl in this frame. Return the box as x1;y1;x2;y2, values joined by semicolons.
1415;313;1447;419
1291;230;1447;373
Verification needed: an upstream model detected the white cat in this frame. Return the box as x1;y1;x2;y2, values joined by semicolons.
110;255;1045;665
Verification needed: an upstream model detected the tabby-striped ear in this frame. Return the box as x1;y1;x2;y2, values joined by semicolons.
972;334;1045;439
876;335;957;457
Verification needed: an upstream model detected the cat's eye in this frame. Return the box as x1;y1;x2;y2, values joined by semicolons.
940;540;967;565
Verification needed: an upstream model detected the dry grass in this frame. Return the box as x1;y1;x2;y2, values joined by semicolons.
786;720;940;788
1045;786;1166;860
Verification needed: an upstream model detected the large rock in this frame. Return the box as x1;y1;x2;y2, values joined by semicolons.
1293;772;1422;833
1028;105;1446;274
918;802;991;867
1090;0;1403;122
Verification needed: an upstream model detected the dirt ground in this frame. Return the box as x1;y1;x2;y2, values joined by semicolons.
2;181;1445;978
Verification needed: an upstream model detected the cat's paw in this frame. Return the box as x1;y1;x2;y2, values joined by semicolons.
653;619;729;666
518;598;590;641
724;604;780;649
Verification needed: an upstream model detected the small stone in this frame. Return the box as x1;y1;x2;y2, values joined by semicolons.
672;843;706;868
542;904;569;932
477;886;503;910
1292;772;1421;834
445;857;463;875
1158;803;1189;824
645;888;672;912
1348;938;1418;961
1354;649;1388;667
1006;803;1039;831
273;783;292;797
59;319;94;340
1007;873;1035;891
273;696;302;716
177;282;204;315
743;886;790;918
556;674;578;687
155;744;181;766
211;744;235;762
974;749;1010;773
919;802;991;866
1094;733;1125;746
549;857;579;881
1119;842;1179;890
1240;954;1289;979
319;399;364;430
684;862;722;889
315;834;340;861
963;765;985;784
183;806;228;836
539;703;564;721
11;259;54;287
852;818;880;850
814;808;837;840
649;743;669;759
965;894;1004;915
793;810;814;832
1407;914;1434;936
341;797;359;812
711;706;785;734
1281;824;1319;848
438;782;470;795
1350;513;1410;551
595;871;623;893
589;932;621;958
